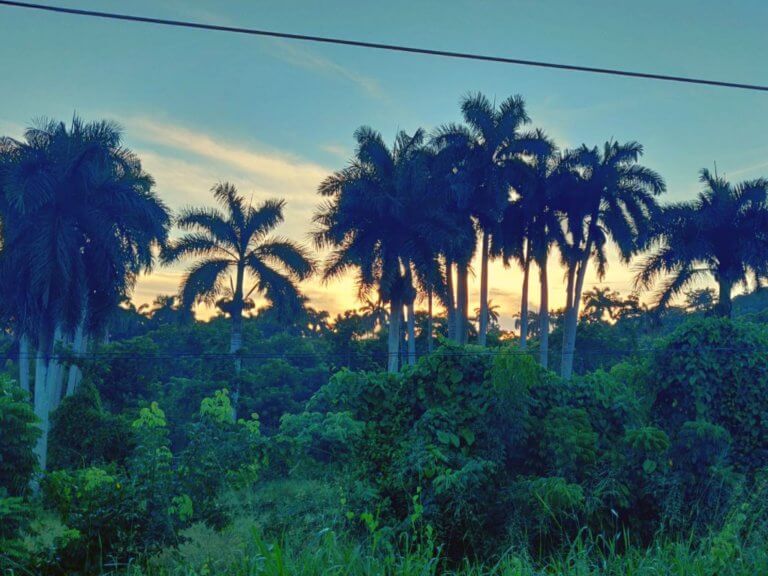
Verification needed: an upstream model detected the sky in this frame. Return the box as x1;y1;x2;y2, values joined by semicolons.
1;0;767;327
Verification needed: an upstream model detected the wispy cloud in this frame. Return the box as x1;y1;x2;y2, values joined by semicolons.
266;39;384;99
320;143;350;160
727;158;768;178
125;117;330;198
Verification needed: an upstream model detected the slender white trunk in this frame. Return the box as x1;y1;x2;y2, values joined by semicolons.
427;290;434;354
407;302;416;366
46;327;65;412
478;231;489;346
446;261;456;341
456;263;469;345
561;231;595;379
19;334;30;393
66;320;87;397
387;297;402;373
519;249;531;351
539;258;549;369
230;263;245;420
33;347;50;471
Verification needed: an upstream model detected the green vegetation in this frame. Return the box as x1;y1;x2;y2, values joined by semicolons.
1;96;768;574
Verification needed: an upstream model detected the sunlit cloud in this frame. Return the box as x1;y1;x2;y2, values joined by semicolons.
124;117;330;198
320;143;351;160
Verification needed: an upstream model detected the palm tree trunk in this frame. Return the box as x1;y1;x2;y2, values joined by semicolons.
716;276;733;318
46;326;65;411
561;219;597;379
456;262;469;345
407;302;416;366
33;325;62;471
539;257;550;369
230;263;246;420
519;247;531;351
427;290;434;353
446;260;456;341
33;346;50;471
66;317;87;397
401;304;408;367
478;230;490;346
19;334;30;394
387;296;402;373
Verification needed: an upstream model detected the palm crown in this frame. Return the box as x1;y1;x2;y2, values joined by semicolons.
635;169;768;316
163;183;314;317
1;117;170;344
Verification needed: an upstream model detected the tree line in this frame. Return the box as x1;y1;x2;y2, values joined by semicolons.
313;91;768;379
1;94;768;468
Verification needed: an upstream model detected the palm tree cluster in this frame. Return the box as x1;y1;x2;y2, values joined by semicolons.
0;118;171;468
0;119;314;467
3;103;767;465
314;92;669;376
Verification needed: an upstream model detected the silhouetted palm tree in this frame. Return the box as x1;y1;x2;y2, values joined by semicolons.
0;116;170;468
313;127;432;372
432;93;540;346
493;130;562;366
163;183;313;407
635;169;768;317
581;286;625;322
559;141;665;378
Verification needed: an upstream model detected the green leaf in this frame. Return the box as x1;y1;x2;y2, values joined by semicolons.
642;459;657;474
460;428;476;446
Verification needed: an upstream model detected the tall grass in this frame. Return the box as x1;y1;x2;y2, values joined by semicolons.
123;526;768;576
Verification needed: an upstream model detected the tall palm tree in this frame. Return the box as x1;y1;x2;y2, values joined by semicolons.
432;93;539;346
163;183;313;408
559;141;665;379
0;117;170;469
313;127;434;372
494;130;562;366
635;170;768;317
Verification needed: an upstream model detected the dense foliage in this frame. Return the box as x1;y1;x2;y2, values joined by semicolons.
1;312;767;574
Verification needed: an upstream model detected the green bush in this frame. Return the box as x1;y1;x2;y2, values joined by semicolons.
0;376;38;495
48;383;133;469
651;318;768;471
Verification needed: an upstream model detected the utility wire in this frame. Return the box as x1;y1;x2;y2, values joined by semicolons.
4;345;760;362
1;0;767;93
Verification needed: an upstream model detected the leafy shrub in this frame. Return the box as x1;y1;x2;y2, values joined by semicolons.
0;376;38;495
539;407;598;482
48;383;133;469
0;376;39;568
179;390;268;527
651;318;768;471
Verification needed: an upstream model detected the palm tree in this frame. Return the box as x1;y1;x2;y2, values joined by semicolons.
163;183;313;412
684;288;717;314
514;310;540;340
0;117;170;469
559;142;665;379
635;170;768;317
474;299;500;327
358;297;389;335
580;286;625;323
432;93;539;346
494;130;563;366
313;127;438;372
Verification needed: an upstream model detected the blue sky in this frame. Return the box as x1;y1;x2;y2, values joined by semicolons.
1;0;767;324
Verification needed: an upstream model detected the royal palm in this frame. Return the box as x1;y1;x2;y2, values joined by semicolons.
163;183;313;412
636;169;768;317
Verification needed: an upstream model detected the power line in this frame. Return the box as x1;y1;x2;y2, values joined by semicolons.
4;345;760;362
1;1;767;93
